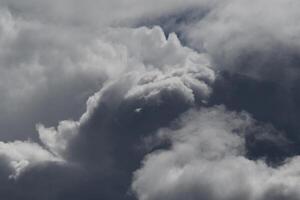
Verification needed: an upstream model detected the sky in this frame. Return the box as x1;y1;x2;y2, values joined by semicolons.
0;0;300;199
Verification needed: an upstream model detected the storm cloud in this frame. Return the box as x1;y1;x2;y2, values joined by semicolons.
0;0;300;200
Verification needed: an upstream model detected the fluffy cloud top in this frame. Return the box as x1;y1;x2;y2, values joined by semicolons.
36;26;215;160
132;106;300;200
0;25;215;199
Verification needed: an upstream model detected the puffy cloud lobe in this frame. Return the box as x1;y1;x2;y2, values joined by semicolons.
37;26;215;159
132;106;300;200
0;5;215;142
136;0;300;81
106;27;214;103
2;1;300;200
37;121;79;157
0;26;215;199
0;141;62;179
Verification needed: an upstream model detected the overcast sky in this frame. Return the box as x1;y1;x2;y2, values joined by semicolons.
0;1;300;200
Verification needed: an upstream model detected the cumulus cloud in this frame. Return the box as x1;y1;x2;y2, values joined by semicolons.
0;26;215;199
0;3;216;140
36;26;215;168
132;106;300;200
1;1;300;200
0;141;62;179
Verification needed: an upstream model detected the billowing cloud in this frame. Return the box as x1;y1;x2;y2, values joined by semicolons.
37;26;214;159
0;141;62;179
142;0;300;154
0;3;216;140
132;106;300;200
1;1;300;200
0;26;215;199
176;0;300;81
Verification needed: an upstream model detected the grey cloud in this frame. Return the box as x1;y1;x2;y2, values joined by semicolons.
182;0;300;81
132;106;300;200
139;0;300;82
0;0;212;28
36;26;214;157
0;7;108;140
0;141;62;179
209;72;300;163
141;0;300;161
1;1;300;200
0;26;215;199
0;4;215;141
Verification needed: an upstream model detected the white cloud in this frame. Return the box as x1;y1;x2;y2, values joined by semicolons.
132;106;300;200
0;141;62;179
37;121;79;157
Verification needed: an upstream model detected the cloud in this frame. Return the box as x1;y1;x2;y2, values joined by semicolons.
36;26;214;158
2;0;300;141
0;0;211;28
0;140;62;179
179;0;300;81
36;27;215;184
0;4;216;141
0;26;215;199
1;1;300;200
0;7;109;140
132;106;300;200
134;0;300;82
141;0;300;158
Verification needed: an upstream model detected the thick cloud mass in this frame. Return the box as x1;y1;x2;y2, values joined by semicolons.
132;106;300;200
0;26;215;199
1;0;300;200
0;141;62;178
38;26;215;159
0;7;107;140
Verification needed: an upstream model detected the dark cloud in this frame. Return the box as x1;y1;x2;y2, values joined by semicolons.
1;1;300;200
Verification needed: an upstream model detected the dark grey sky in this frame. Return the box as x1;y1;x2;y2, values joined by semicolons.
0;0;300;200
